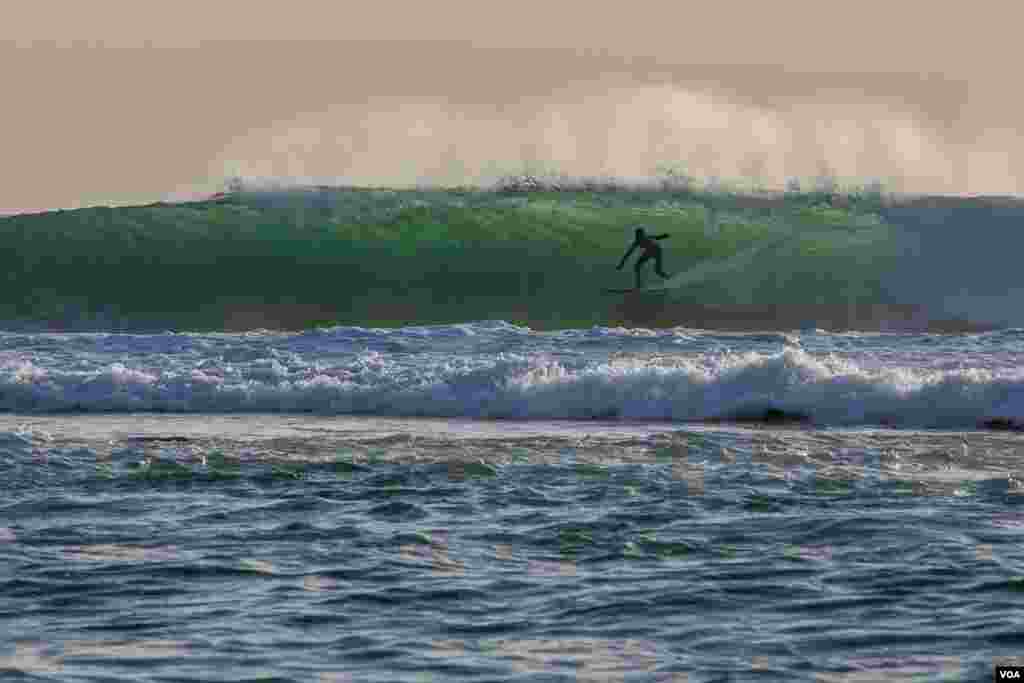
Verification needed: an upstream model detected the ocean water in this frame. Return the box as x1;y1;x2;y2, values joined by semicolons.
9;186;1024;333
3;322;1024;682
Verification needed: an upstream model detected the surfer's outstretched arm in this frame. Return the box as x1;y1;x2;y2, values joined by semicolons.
616;242;638;269
654;234;670;240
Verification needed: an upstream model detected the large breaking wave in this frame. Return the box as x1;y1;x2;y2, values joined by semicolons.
4;183;1020;332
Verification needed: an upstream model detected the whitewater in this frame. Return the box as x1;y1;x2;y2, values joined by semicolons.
3;323;1024;429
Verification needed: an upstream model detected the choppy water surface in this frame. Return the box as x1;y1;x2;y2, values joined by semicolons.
3;325;1024;681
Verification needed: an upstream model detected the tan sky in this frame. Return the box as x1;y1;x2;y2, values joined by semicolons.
3;0;1022;211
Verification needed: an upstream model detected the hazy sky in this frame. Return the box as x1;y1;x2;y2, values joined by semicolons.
3;0;1022;212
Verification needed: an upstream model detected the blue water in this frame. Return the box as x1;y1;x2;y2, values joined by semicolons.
3;324;1023;681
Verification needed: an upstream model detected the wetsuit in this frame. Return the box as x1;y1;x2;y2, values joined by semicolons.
618;231;670;287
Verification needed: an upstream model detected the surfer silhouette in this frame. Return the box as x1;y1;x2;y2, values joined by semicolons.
617;227;670;288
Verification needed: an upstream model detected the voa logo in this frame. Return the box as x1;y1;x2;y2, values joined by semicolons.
998;669;1022;679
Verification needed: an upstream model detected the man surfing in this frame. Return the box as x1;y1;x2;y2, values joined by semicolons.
616;227;671;289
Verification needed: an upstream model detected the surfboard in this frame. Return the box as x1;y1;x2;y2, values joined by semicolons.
601;287;668;294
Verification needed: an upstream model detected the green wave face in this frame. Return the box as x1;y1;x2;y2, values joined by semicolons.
0;187;922;331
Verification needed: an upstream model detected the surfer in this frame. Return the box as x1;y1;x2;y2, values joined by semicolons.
616;227;671;289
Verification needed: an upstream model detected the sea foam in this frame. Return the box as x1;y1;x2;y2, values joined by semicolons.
1;328;1021;429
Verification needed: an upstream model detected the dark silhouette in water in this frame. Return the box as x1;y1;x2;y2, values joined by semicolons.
617;227;671;288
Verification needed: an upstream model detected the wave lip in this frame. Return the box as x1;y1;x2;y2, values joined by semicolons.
2;345;1023;430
